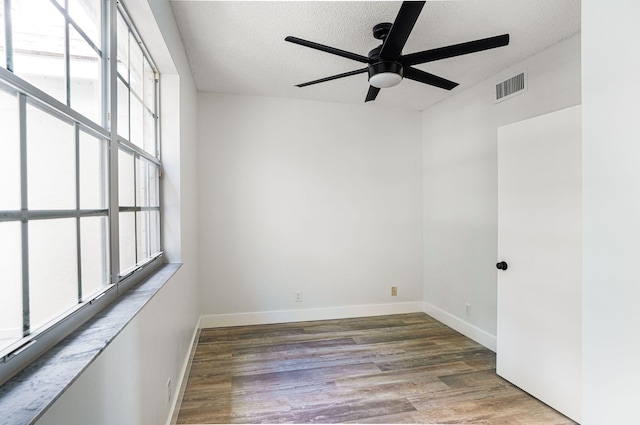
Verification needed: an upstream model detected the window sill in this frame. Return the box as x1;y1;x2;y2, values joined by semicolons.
0;262;182;425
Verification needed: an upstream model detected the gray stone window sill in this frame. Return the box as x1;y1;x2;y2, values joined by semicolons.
0;263;182;425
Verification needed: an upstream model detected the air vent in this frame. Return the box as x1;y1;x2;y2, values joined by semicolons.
495;71;527;103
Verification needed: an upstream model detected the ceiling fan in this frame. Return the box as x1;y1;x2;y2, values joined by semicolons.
285;1;510;102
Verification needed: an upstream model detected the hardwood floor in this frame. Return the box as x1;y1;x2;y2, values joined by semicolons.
176;313;576;424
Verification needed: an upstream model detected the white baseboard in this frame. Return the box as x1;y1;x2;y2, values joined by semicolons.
199;302;424;328
166;317;201;425
422;302;497;352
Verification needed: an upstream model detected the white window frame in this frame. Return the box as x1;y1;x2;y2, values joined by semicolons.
0;0;163;385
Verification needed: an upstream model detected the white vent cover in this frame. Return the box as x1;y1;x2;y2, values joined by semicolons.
495;71;527;103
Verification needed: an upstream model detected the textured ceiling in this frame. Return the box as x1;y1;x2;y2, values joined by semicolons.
170;1;580;111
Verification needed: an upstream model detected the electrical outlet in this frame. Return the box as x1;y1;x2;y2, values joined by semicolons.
294;291;303;302
391;286;398;296
167;378;172;404
465;303;471;317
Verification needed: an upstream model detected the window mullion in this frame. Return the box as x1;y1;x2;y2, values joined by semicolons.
102;0;109;131
155;74;160;160
108;0;120;285
133;154;138;266
143;161;150;260
4;0;13;71
64;2;71;107
18;92;30;337
75;123;82;303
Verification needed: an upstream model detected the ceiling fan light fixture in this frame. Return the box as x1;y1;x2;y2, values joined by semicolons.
368;61;403;88
370;72;403;88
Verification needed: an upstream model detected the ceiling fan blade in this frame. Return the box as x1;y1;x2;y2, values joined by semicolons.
296;68;368;88
285;36;369;63
404;67;458;90
401;34;510;66
379;1;426;60
365;86;381;102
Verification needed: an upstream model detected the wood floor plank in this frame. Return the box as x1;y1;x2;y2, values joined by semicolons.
176;313;576;424
237;397;417;424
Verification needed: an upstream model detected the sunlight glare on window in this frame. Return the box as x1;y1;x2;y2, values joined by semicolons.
117;78;129;139
0;86;20;210
150;210;160;255
0;223;23;353
27;103;75;210
143;58;155;111
136;211;149;263
118;149;135;207
119;211;136;273
79;131;107;209
70;26;101;123
68;0;101;48
116;12;128;80
11;0;66;103
81;216;109;300
0;3;6;69
130;94;144;148
29;218;78;331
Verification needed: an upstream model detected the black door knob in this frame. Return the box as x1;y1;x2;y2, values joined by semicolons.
496;261;508;270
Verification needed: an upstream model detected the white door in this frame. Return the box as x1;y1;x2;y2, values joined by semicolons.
497;105;582;422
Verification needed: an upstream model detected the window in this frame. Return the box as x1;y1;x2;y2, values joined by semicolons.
116;9;160;276
0;0;162;382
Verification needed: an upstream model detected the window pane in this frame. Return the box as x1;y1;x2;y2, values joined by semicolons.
129;36;143;97
117;78;129;139
136;158;159;207
81;216;108;299
119;211;135;273
116;11;128;80
0;3;6;69
12;0;66;104
0;87;20;210
136;211;149;262
135;157;148;207
143;57;155;112
143;109;156;157
148;162;159;207
79;131;106;209
68;0;101;48
70;26;101;123
0;222;23;353
130;95;143;148
150;210;160;255
29;218;78;330
27;104;75;210
118;149;134;206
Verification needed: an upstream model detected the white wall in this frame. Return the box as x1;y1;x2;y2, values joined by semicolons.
35;0;199;424
35;268;198;425
421;33;581;345
197;94;423;320
582;1;640;423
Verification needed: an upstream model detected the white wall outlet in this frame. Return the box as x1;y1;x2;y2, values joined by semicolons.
465;303;471;317
391;286;398;296
167;378;172;404
294;291;302;302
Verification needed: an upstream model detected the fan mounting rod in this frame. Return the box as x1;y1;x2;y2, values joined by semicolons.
372;22;393;40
